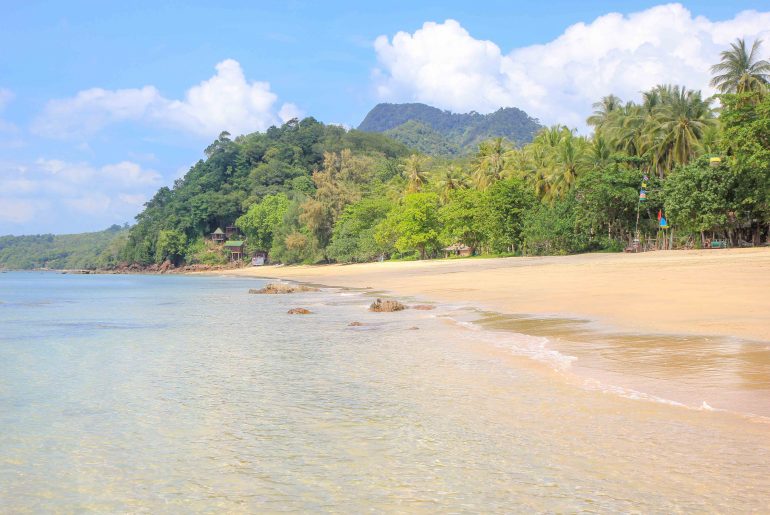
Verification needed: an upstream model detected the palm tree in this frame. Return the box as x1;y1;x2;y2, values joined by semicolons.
699;124;721;155
587;94;623;129
517;143;552;200
710;38;770;94
588;133;613;168
433;166;468;202
472;137;508;190
547;131;590;200
403;154;428;193
651;85;715;175
516;126;589;202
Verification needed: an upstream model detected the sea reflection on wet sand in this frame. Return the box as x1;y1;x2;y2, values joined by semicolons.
476;312;770;418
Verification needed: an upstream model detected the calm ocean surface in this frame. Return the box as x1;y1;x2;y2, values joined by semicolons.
1;272;769;512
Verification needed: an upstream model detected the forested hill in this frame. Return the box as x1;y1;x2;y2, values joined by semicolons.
119;118;413;266
0;225;128;270
357;103;543;156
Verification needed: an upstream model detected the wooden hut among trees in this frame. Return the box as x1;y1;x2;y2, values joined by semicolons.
224;240;245;261
211;227;226;243
443;243;473;258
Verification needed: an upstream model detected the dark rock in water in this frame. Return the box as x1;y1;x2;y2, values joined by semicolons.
369;298;406;312
287;307;312;315
412;304;435;310
348;321;364;327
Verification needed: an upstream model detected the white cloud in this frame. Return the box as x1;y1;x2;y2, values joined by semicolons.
373;5;770;128
36;158;94;183
65;193;112;215
278;102;303;122
101;161;161;186
32;86;160;137
117;193;148;208
33;158;160;187
0;197;50;224
0;158;162;232
33;59;297;139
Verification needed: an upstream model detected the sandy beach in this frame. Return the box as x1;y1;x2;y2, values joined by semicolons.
221;248;770;342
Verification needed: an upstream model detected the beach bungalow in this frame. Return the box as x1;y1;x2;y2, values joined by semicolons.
211;227;226;243
444;243;473;258
225;225;239;238
224;240;245;262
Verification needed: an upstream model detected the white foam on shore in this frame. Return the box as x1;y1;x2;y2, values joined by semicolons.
438;311;770;424
439;313;578;371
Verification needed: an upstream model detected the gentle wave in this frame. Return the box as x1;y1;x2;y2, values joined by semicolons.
437;310;770;424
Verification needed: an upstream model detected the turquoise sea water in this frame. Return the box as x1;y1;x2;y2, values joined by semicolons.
1;272;769;512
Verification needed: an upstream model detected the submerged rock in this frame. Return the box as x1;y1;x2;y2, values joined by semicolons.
412;304;435;311
250;283;320;294
407;326;420;330
287;307;312;315
369;298;406;312
348;321;364;327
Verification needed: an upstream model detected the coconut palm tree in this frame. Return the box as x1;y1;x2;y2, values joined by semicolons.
710;38;770;94
651;85;715;175
403;154;428;193
587;94;623;129
516;126;589;202
471;137;509;190
433;166;469;202
547;131;590;200
588;133;613;168
517;143;553;200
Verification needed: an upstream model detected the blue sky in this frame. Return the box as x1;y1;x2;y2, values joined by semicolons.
1;1;769;235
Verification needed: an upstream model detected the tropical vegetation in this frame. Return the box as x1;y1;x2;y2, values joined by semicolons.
2;38;768;270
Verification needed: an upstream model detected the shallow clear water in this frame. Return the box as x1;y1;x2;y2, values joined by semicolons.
474;312;770;418
1;272;769;512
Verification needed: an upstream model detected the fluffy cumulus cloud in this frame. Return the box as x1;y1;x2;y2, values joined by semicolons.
373;4;770;128
32;59;299;139
0;158;161;232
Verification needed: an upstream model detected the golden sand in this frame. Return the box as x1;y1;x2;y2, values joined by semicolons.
220;248;770;342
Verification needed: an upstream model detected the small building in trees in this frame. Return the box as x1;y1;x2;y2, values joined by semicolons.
211;227;226;243
251;250;268;266
443;243;473;258
225;225;238;238
224;240;245;262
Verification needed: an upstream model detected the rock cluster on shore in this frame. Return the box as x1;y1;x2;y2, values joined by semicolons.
369;298;406;312
249;283;320;294
102;260;249;274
